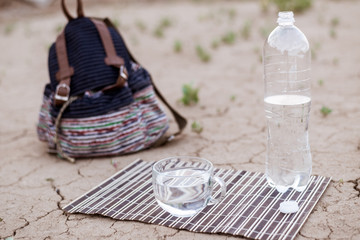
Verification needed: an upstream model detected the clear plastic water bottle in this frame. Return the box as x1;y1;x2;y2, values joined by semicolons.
263;12;312;193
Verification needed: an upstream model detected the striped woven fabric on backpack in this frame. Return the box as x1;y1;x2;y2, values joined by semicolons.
37;0;186;162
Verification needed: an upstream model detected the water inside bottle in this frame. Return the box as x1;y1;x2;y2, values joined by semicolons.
264;94;312;193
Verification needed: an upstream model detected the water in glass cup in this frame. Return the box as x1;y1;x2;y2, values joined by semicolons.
152;156;226;218
154;167;211;217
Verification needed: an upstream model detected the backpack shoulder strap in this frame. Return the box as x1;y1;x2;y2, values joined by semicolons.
90;19;128;92
54;30;74;106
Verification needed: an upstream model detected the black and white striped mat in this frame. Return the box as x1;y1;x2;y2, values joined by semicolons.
63;159;331;240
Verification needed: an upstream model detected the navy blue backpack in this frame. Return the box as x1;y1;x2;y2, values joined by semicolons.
37;0;186;162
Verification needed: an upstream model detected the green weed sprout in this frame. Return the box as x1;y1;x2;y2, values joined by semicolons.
260;26;272;39
211;39;220;49
191;121;203;134
330;17;340;27
330;29;337;39
55;24;64;34
4;23;15;35
154;27;164;38
311;48;317;60
228;9;237;20
320;106;332;117
221;31;236;45
241;21;251;40
272;0;312;13
174;40;182;53
332;57;339;66
260;0;270;12
135;20;147;32
318;79;324;86
196;45;211;62
181;83;199;106
153;17;172;38
112;18;120;28
160;18;172;28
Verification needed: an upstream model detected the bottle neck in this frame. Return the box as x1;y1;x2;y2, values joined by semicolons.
279;22;294;27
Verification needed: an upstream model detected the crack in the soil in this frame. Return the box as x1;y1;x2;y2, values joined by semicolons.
326;218;334;239
298;231;312;239
163;229;180;240
3;217;29;239
48;179;67;213
248;147;266;164
347;177;360;197
0;164;44;187
0;129;28;145
109;220;118;235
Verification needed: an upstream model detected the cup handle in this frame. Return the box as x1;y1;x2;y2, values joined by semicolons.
208;176;227;205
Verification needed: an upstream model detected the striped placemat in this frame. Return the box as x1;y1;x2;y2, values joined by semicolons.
63;159;331;240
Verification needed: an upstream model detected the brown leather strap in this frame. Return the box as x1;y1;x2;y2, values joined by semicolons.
54;30;74;106
56;31;74;81
61;0;84;21
91;19;125;67
91;19;127;91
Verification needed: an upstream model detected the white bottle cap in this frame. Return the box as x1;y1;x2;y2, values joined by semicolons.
279;201;299;214
277;11;295;25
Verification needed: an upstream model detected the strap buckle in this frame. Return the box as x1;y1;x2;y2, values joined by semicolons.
54;83;70;105
119;65;128;80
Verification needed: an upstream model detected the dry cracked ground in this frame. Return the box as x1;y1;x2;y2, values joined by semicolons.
0;0;359;239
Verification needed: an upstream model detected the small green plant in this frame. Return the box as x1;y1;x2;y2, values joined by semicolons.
330;29;337;39
314;41;321;50
4;23;15;35
159;17;172;28
112;18;120;28
241;21;251;40
211;39;220;49
272;0;312;13
0;217;3;222
196;45;211;62
191;121;203;134
228;9;237;20
153;27;164;38
320;106;332;117
339;178;344;184
221;31;236;45
254;47;263;63
318;79;324;86
135;20;147;32
45;178;54;182
260;0;270;12
181;83;199;106
230;95;236;101
174;40;182;53
153;17;172;38
198;12;215;22
332;57;339;66
311;48;317;60
260;26;272;39
330;17;340;27
55;24;64;34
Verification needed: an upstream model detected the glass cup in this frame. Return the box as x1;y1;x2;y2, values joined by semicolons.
152;156;227;217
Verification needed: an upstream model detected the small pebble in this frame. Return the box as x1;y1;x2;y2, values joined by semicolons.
279;201;299;214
